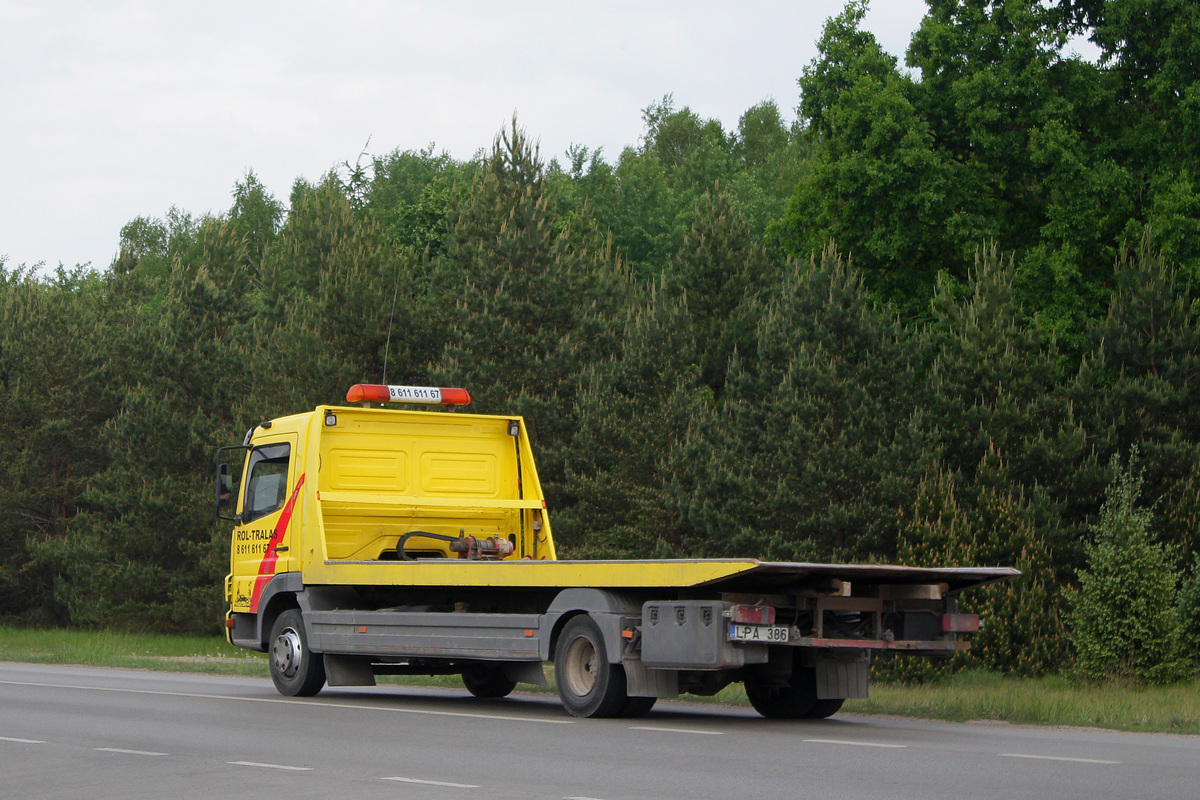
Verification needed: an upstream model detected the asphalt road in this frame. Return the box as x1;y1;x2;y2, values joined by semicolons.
2;662;1197;800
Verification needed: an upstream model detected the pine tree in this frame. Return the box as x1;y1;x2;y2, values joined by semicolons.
0;266;120;623
1069;453;1186;683
670;246;923;561
247;175;440;415
559;277;704;557
26;220;255;631
669;186;774;395
894;451;1069;678
1086;235;1200;557
926;245;1097;571
429;119;630;511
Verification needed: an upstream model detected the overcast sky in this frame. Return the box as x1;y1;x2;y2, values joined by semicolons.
2;0;932;272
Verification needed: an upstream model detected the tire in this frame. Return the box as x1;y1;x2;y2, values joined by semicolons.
268;609;326;697
462;664;518;698
805;698;845;719
744;679;818;719
554;615;629;718
746;666;844;719
619;695;658;718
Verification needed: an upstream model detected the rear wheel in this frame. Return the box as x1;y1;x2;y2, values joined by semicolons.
554;615;629;718
744;679;818;719
268;609;326;697
746;666;843;719
462;664;517;698
806;698;845;719
619;695;658;718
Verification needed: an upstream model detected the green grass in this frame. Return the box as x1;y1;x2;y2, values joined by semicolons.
0;626;267;676
2;627;1197;733
845;669;1200;734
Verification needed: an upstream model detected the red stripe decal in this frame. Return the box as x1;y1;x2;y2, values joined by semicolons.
249;473;305;612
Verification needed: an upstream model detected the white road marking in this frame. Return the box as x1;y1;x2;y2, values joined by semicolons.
999;753;1120;765
629;725;723;735
804;738;907;749
229;760;313;771
564;796;608;799
382;776;480;788
0;736;45;744
95;747;168;756
0;679;572;725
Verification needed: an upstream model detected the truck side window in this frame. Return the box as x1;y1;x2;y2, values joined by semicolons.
244;443;291;523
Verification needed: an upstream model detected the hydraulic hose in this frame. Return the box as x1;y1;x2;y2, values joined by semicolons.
396;530;459;560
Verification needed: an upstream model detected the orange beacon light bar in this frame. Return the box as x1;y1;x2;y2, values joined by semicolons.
346;384;472;406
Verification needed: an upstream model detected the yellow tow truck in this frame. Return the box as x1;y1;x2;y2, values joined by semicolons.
217;384;1015;718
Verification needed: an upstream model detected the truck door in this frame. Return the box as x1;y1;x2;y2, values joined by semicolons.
229;435;300;612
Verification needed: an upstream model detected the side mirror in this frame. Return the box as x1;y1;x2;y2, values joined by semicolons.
215;446;250;521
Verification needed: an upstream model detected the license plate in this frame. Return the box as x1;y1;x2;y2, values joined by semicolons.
729;624;790;643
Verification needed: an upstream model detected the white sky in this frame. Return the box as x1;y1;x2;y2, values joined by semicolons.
2;0;931;272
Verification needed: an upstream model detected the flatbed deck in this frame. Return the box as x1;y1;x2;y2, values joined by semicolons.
300;558;1018;593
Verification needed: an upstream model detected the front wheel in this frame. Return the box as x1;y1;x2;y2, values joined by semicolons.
554;615;629;718
268;609;326;697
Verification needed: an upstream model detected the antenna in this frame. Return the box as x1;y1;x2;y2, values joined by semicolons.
381;263;400;384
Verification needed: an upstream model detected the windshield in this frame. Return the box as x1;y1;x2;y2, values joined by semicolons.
243;443;291;523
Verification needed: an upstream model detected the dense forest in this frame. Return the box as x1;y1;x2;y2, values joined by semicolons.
2;0;1199;680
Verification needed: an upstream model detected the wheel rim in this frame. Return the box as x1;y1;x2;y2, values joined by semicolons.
563;634;598;698
272;627;302;679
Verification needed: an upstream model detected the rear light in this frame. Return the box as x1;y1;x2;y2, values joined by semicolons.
729;604;776;625
942;613;981;633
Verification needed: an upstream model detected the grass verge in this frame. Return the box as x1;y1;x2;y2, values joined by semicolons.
0;626;267;676
2;628;1196;733
846;669;1200;734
